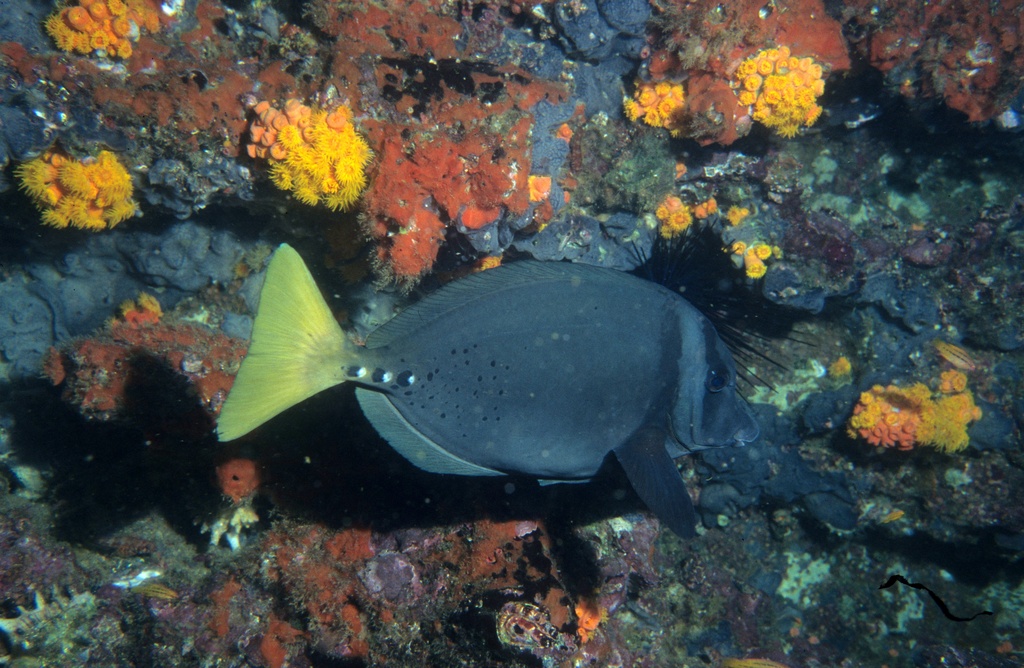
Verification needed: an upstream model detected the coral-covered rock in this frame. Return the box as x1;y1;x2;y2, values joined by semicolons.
650;0;848;144
364;118;532;283
44;0;160;60
847;371;983;453
258;514;665;665
844;0;1024;121
45;316;246;425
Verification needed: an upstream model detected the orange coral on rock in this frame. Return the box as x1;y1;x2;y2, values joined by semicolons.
847;371;982;453
646;0;848;145
828;356;852;379
730;241;774;279
364;118;531;284
844;0;1024;122
45;0;160;59
216;458;261;504
848;383;929;451
655;195;693;239
44;317;246;422
117;292;162;327
726;205;751;226
528;175;552;203
734;46;826;138
247;99;372;212
693;197;718;219
16;148;136;231
624;81;687;135
574;600;607;644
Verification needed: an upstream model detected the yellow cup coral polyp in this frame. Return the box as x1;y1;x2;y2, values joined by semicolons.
654;195;693;238
847;371;982;453
734;46;826;138
624;81;686;136
248;99;372;212
45;0;160;60
16;149;137;231
729;241;774;279
527;175;552;203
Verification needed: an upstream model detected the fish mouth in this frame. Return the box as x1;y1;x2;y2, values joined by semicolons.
668;405;760;452
732;422;760;445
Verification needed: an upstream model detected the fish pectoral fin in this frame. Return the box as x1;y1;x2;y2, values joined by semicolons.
613;428;697;539
356;388;505;477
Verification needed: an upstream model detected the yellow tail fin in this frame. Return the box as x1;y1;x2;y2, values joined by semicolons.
217;244;353;441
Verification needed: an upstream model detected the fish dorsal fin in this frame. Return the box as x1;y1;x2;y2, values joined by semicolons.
355;388;505;477
365;261;616;349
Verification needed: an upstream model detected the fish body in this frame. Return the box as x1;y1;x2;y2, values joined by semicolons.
218;245;759;536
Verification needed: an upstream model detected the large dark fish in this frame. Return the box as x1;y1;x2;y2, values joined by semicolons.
217;245;759;537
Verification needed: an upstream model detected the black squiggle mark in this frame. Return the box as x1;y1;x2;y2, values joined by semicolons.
880;574;993;622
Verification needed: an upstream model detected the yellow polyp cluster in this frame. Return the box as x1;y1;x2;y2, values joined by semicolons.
725;205;751;226
527;175;552;202
693;197;717;219
574;600;607;644
938;368;968;393
731;241;775;279
250;99;372;212
624;81;686;136
116;292;162;326
847;370;982;453
828;356;852;378
44;0;160;60
848;384;929;450
918;371;983;453
16;149;136;231
655;195;693;238
734;46;825;138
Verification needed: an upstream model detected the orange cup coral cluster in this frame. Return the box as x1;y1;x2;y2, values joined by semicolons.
16;148;136;231
248;99;372;212
734;46;826;138
44;0;160;60
117;293;162;327
730;241;774;279
655;195;693;238
624;81;687;136
693;196;717;219
847;371;982;453
725;205;751;226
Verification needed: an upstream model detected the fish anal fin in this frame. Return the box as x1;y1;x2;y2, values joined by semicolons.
356;388;505;477
613;427;697;538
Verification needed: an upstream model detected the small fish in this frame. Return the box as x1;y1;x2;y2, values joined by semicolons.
933;340;977;371
722;659;791;668
880;509;905;524
131;583;180;600
112;569;162;589
218;245;759;537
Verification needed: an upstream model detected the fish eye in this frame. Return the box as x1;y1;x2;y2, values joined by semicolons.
705;368;729;393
